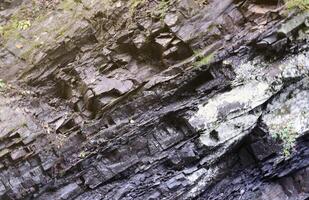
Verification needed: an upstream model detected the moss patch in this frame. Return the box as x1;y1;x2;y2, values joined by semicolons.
0;79;6;92
59;0;79;11
285;0;309;10
0;1;38;41
150;0;170;20
130;0;146;12
193;51;216;67
0;19;25;41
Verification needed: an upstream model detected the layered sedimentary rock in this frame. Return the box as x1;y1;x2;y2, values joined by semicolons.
0;0;308;199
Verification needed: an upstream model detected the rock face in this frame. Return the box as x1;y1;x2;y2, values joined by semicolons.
0;0;308;199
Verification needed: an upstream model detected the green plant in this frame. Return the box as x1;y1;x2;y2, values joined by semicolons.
16;20;31;30
271;125;298;157
59;0;80;11
0;79;6;91
78;151;87;158
0;19;31;40
0;26;3;36
194;51;216;67
157;0;170;19
130;0;146;12
152;0;170;20
284;0;309;10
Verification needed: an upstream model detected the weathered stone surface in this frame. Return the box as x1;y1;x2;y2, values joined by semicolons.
0;0;308;200
278;12;309;36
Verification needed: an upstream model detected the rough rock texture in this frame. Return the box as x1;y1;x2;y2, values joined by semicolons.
0;0;308;199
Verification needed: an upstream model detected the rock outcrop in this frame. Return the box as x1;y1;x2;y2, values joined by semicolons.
0;0;308;199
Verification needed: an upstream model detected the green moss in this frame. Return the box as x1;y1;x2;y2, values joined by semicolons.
271;125;298;157
0;26;3;35
194;51;216;67
16;20;31;30
0;79;6;92
59;0;77;11
151;0;170;19
130;0;146;12
54;23;74;40
285;0;309;10
130;0;170;19
158;0;170;18
0;18;26;41
0;4;32;41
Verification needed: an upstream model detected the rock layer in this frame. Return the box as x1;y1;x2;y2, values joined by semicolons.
0;0;308;199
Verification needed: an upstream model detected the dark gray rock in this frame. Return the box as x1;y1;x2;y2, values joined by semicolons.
0;1;308;200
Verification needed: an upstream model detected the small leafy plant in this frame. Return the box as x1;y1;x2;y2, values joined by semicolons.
0;19;31;40
156;0;170;19
271;125;298;157
16;20;31;30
